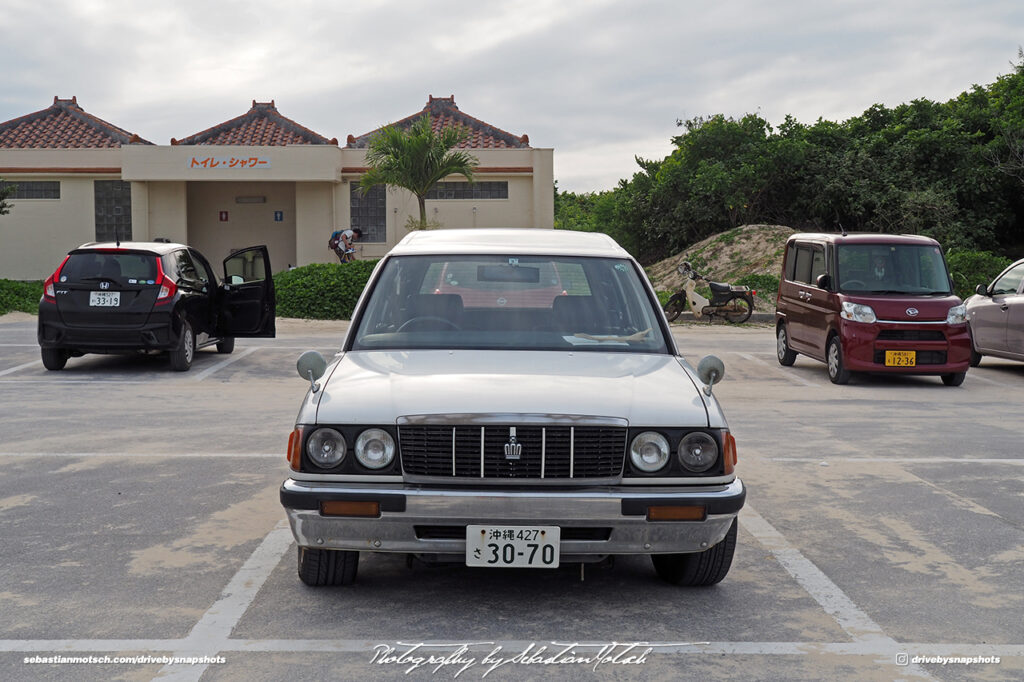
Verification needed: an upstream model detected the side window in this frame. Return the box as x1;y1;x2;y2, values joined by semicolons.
189;249;215;285
174;250;201;283
793;245;813;284
992;263;1024;295
783;244;798;281
810;247;826;286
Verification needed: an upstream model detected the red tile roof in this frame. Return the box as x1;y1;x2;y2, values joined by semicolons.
0;96;151;148
346;95;530;149
173;101;336;146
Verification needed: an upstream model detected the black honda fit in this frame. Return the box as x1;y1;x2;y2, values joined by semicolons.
38;241;275;371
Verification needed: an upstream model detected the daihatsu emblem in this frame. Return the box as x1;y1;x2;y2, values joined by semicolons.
100;281;110;290
906;307;919;317
504;427;522;460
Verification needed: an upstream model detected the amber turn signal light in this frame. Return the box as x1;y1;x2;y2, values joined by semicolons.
647;505;706;521
320;500;381;517
287;427;303;470
724;431;737;475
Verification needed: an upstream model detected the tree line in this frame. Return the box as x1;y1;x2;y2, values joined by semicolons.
556;53;1024;265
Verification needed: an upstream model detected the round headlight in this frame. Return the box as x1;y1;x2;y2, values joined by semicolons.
355;429;396;469
629;432;670;473
678;432;719;472
306;428;346;468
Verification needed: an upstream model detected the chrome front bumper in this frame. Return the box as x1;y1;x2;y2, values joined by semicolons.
280;478;745;556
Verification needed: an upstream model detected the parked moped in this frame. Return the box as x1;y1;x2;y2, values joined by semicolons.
663;262;755;323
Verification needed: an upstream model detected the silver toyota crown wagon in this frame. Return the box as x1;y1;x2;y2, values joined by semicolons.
281;229;745;587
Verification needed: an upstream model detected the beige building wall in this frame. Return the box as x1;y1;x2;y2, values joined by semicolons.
186;181;297;271
2;143;554;278
142;181;188;243
296;182;336;266
0;175;112;280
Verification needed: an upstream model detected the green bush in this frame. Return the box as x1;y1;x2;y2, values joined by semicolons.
273;261;379;319
0;279;43;315
735;273;779;294
946;250;1013;300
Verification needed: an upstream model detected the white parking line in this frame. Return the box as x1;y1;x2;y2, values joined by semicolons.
771;457;1024;465
191;346;260;382
0;359;41;377
0;451;281;458
733;352;816;387
157;522;294;680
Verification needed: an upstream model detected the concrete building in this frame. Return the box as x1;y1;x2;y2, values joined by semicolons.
0;96;554;280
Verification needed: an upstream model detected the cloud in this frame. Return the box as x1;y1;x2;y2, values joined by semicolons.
1;0;1023;191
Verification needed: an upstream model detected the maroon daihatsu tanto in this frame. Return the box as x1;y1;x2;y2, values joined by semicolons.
774;233;971;385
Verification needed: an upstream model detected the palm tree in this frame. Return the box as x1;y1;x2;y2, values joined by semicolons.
359;115;479;229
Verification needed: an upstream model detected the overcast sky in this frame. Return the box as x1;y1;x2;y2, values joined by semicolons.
2;0;1022;193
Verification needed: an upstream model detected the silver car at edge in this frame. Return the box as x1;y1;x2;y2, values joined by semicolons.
966;257;1024;366
280;228;745;587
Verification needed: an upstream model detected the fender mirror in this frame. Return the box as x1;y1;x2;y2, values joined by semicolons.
697;355;725;396
296;350;327;393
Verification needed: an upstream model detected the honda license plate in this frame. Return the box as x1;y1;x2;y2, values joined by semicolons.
885;350;916;367
89;291;120;307
466;525;560;568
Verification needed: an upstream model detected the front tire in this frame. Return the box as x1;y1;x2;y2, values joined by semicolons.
216;337;235;354
942;372;966;387
297;547;359;586
664;295;685;322
826;335;851;385
650;519;737;586
41;347;68;371
169;321;194;371
969;346;982;367
776;323;797;366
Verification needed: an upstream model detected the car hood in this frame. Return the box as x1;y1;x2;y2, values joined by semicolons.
839;294;962;322
311;350;714;427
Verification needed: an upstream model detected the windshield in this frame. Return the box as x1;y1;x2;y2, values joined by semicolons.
352;255;669;353
837;244;952;295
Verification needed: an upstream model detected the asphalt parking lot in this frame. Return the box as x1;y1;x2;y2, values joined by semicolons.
0;313;1021;681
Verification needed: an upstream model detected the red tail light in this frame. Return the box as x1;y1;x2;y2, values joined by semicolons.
42;256;70;303
154;258;177;305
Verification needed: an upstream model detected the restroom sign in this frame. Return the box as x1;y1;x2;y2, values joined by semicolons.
274;210;284;222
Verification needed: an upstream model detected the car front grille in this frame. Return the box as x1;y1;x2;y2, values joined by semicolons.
399;424;626;479
876;330;946;341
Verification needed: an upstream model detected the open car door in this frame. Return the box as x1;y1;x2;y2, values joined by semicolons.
218;245;276;338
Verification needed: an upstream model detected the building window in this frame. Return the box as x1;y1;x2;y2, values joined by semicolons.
350;183;386;242
94;180;132;242
426;181;508;200
0;181;60;199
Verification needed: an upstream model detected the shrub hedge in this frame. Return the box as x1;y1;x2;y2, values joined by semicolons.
946;250;1013;300
0;279;43;315
273;261;379;319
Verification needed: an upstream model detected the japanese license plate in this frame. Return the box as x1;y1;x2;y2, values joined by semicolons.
885;350;916;367
89;291;120;307
466;525;560;568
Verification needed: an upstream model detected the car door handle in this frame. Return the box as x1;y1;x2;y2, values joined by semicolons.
1001;304;1009;311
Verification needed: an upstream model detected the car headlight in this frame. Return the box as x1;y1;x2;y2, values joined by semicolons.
629;432;670;473
355;429;396;469
678;432;719;472
306;428;346;468
945;304;967;325
840;301;877;323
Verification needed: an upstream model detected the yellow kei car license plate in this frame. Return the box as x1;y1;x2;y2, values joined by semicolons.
885;350;916;367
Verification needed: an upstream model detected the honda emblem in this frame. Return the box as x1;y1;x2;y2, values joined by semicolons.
100;281;110;290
